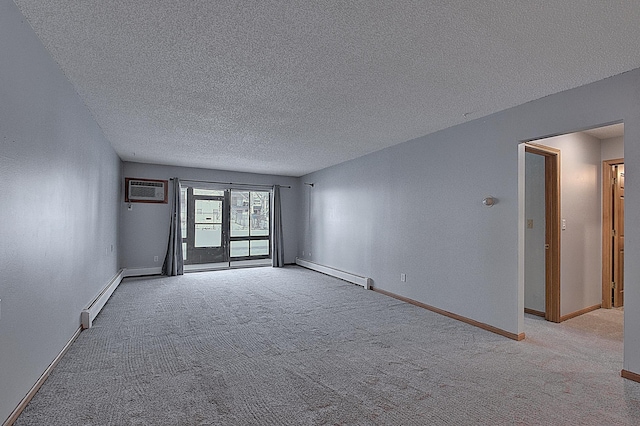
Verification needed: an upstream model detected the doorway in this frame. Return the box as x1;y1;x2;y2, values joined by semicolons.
185;188;227;264
522;123;624;327
524;143;561;323
181;186;272;269
602;160;625;308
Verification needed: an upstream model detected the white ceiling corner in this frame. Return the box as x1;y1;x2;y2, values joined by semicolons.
13;0;640;176
582;123;624;140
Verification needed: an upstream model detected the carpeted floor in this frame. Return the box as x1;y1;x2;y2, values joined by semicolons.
14;266;640;425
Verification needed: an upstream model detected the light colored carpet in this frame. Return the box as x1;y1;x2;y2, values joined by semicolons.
15;266;640;425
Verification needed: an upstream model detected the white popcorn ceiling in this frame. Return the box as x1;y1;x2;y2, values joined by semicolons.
13;1;640;176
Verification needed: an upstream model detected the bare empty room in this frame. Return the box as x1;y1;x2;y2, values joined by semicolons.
3;1;640;424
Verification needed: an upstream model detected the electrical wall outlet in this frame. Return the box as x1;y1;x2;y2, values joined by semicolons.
154;256;159;262
401;273;406;282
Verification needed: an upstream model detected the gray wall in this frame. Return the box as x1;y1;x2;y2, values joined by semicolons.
300;122;522;334
602;136;624;161
120;162;299;270
0;0;122;421
524;153;546;313
540;132;603;316
299;68;640;377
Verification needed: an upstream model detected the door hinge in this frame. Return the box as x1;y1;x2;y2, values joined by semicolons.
613;229;617;237
612;281;616;289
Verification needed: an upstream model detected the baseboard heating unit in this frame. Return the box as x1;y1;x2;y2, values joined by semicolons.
295;258;371;289
81;269;125;329
123;267;162;277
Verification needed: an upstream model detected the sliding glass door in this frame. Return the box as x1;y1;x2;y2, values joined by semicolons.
181;186;270;267
230;190;270;260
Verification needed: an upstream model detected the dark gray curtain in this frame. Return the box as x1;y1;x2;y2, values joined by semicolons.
162;178;184;276
272;185;284;267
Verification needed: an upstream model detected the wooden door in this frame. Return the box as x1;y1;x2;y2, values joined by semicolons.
602;159;624;308
613;164;625;307
525;143;561;322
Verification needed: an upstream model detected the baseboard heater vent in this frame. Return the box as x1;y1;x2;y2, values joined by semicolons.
123;267;163;277
295;258;371;289
81;269;125;329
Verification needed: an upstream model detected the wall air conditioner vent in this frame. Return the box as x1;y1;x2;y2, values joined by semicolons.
131;181;162;198
125;178;168;203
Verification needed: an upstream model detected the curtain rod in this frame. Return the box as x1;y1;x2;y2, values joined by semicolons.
169;178;291;189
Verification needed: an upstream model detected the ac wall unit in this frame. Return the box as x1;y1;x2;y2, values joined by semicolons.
125;178;168;203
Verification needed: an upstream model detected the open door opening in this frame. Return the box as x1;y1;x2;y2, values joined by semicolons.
523;123;624;326
602;160;625;309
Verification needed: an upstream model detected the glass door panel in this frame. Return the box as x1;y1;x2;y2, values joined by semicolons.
195;224;222;247
184;188;227;265
195;199;221;222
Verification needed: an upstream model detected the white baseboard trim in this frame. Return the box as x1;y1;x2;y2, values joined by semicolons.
4;327;82;426
295;258;371;289
123;267;163;278
81;269;125;329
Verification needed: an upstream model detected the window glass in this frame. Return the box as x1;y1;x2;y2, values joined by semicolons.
180;187;187;238
250;192;269;236
193;188;225;196
230;191;250;236
250;240;269;256
230;240;249;257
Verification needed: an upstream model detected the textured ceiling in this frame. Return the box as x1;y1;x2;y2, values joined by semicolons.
13;1;640;176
